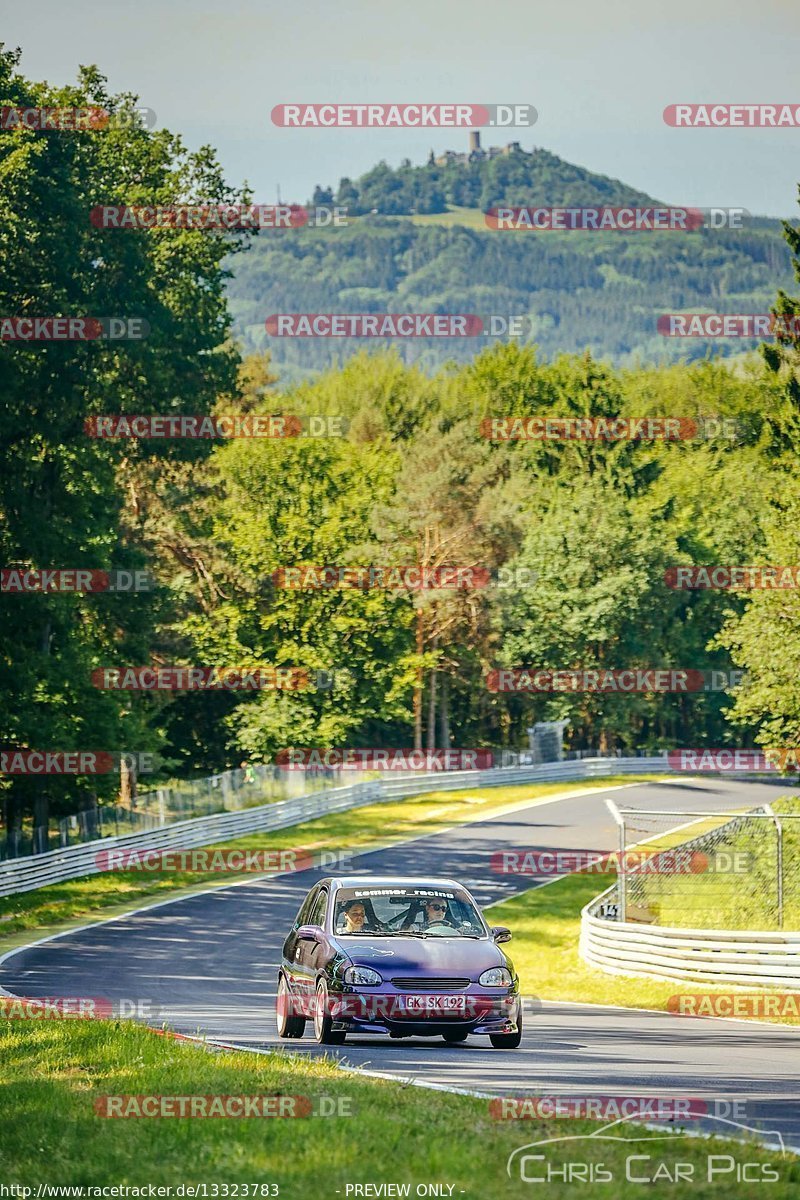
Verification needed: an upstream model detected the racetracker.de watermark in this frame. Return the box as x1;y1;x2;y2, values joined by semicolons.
658;313;800;337
84;414;345;438
490;1096;749;1120
486;668;743;693
665;565;800;589
264;313;529;337
94;1094;352;1118
0;996;113;1018
270;103;537;127
667;748;800;771
0;750;156;775
490;848;753;876
90;204;346;229
270;565;536;590
0;996;173;1021
664;103;800;127
0;317;149;340
1;569;154;593
94;847;354;874
0;995;281;1022
1;106;156;131
91;667;317;691
478;416;737;440
275;748;494;770
667;992;800;1018
485;206;745;231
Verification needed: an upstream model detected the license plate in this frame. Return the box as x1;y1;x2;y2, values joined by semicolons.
403;994;466;1012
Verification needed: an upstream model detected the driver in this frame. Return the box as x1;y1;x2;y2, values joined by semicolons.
423;899;452;928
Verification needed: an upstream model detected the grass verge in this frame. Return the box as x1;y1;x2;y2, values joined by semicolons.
1;1018;796;1196
0;776;657;948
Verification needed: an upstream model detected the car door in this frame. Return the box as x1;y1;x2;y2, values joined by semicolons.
283;885;320;994
291;886;329;1002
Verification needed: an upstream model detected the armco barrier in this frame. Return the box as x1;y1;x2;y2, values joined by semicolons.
0;756;670;898
580;889;800;987
0;781;379;900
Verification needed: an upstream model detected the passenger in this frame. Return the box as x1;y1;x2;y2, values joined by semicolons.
337;899;373;933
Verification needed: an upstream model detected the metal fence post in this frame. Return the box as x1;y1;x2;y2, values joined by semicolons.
763;804;783;930
605;797;626;922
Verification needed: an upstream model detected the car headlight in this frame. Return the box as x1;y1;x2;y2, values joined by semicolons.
478;967;513;987
343;965;382;986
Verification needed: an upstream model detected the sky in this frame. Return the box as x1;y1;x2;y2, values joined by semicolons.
4;0;800;216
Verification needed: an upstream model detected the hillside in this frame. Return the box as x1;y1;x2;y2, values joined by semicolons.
227;144;794;379
312;143;660;214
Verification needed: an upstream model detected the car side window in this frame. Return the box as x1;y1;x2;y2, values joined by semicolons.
294;887;319;929
308;888;328;928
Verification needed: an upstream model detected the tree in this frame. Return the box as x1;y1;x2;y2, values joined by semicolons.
716;195;800;749
0;49;243;849
716;483;800;747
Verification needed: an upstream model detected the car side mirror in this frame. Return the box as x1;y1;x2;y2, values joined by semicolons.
491;926;512;944
296;925;321;941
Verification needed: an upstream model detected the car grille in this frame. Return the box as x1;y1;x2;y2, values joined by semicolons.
391;977;470;990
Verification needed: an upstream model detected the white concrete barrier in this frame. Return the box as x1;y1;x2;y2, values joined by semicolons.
580;884;800;988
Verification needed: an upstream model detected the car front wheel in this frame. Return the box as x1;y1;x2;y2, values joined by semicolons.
442;1029;469;1044
313;979;347;1045
489;1005;522;1049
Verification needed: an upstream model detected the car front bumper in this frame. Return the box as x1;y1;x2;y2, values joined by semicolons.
324;988;521;1035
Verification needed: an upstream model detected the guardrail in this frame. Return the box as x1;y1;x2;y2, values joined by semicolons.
0;755;671;899
4;763;374;860
580;887;800;987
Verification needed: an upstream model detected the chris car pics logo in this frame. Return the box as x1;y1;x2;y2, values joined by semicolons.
506;1115;785;1184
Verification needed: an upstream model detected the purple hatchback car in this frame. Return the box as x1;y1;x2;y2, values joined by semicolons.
277;875;522;1048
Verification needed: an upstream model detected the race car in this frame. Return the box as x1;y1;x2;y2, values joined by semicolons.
276;874;522;1047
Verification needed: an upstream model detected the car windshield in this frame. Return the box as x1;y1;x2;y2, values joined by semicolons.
333;885;488;937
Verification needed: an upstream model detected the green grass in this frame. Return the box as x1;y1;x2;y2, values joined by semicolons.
407;205;490;229
1;1018;796;1195
486;870;800;1026
0;776;656;946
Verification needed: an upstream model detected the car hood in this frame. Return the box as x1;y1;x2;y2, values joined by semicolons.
335;934;512;979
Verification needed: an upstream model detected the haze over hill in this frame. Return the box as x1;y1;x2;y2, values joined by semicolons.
227;141;794;381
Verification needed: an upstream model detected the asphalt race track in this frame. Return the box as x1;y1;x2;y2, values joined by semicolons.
3;777;800;1149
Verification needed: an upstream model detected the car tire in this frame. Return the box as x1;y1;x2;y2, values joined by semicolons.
442;1029;469;1044
276;974;306;1039
313;979;346;1046
489;1005;522;1049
